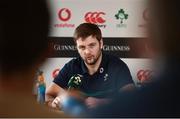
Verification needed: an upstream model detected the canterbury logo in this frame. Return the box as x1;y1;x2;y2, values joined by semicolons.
58;8;71;21
137;70;153;82
84;12;106;24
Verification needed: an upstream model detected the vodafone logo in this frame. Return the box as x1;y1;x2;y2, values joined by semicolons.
55;8;75;28
137;69;153;82
84;12;106;24
58;8;71;21
52;68;60;79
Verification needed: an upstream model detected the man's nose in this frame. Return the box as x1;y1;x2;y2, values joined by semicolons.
84;48;91;55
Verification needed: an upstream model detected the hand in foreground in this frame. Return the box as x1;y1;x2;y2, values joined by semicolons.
51;96;62;110
85;97;111;109
51;90;85;110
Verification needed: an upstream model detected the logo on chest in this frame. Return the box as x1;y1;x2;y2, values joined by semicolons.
99;67;109;81
103;73;108;81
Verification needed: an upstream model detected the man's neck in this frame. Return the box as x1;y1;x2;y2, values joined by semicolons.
85;53;102;75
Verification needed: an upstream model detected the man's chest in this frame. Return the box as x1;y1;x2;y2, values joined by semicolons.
75;71;116;97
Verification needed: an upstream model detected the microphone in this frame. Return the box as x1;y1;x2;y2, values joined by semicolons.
68;74;83;91
59;74;86;116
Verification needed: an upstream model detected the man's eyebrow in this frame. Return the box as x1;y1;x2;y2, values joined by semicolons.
78;45;85;48
88;42;96;46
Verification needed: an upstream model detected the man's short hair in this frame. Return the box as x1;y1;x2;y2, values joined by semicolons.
73;23;102;43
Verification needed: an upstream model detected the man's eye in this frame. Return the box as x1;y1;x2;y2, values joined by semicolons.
89;44;96;48
78;46;85;50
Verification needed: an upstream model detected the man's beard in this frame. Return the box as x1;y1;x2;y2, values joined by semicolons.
84;51;102;65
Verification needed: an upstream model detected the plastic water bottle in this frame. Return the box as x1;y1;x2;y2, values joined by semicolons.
37;83;46;104
37;71;46;104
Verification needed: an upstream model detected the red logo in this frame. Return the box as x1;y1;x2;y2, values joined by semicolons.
58;8;71;21
137;69;152;82
84;12;106;24
143;8;149;21
52;68;60;79
139;8;149;28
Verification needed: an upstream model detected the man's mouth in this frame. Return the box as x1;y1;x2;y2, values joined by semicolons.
86;56;93;60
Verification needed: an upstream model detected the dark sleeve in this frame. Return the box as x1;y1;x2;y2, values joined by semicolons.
109;59;133;90
53;63;71;89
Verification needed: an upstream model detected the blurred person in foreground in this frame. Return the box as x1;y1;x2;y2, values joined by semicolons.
45;23;135;114
87;0;180;117
0;0;66;117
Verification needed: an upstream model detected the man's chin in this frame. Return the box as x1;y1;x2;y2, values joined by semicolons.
85;60;96;65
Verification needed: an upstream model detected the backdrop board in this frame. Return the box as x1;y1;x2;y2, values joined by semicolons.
41;0;152;88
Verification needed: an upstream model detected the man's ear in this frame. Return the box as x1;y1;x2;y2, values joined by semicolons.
100;39;103;49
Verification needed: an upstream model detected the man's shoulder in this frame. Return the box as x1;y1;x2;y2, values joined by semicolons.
105;53;125;65
65;56;82;67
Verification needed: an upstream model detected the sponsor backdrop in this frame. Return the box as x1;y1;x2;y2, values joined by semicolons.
41;0;152;87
